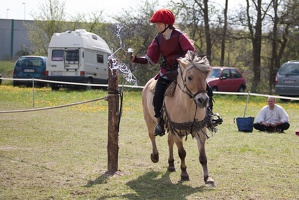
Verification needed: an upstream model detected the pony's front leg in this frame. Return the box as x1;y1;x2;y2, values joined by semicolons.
174;137;189;181
195;131;215;186
167;133;175;172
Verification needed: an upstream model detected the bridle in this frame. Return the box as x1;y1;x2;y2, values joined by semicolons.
177;64;207;102
162;64;209;140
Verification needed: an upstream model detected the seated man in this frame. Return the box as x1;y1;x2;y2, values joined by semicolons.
253;97;290;132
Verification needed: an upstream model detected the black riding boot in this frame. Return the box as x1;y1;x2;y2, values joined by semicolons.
206;83;223;131
154;117;165;136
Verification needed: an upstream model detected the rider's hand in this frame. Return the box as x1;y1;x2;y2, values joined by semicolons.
125;48;134;61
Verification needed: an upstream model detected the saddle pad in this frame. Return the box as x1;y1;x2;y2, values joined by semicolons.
165;81;176;97
149;79;176;97
149;79;157;93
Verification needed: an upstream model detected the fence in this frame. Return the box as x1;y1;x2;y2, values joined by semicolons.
1;74;299;174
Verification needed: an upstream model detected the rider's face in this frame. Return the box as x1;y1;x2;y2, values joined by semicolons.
155;22;167;32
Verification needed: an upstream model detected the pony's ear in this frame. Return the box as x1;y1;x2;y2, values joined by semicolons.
178;57;188;69
178;50;197;70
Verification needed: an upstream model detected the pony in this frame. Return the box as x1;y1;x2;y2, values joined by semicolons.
142;50;215;186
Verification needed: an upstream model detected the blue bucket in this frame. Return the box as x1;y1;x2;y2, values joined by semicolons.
236;117;254;132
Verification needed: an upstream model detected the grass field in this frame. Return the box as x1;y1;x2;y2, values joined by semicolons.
0;85;299;199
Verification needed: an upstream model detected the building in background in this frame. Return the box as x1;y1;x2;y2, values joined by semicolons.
0;19;33;60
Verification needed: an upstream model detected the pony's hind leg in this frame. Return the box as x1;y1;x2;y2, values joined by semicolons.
195;132;215;186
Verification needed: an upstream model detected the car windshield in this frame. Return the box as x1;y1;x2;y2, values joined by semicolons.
209;69;221;78
279;63;299;75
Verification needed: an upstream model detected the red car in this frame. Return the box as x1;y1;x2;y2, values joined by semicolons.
207;66;246;92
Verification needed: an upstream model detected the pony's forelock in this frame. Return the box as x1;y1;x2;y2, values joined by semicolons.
178;51;211;75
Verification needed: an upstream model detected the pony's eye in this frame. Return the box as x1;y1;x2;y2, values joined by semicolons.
187;76;192;81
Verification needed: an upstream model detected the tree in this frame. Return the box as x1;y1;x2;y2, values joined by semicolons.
174;0;213;60
202;0;212;61
113;0;159;85
236;0;272;92
25;0;67;55
268;0;280;94
220;0;228;66
263;0;299;93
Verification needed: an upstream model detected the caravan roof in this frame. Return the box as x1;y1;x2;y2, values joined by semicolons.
48;29;112;54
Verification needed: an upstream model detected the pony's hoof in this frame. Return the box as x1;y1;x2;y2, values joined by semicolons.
150;153;159;163
205;177;215;187
167;166;175;172
180;175;190;181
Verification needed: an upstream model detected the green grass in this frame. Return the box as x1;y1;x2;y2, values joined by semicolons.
0;60;15;86
0;60;15;80
0;85;299;199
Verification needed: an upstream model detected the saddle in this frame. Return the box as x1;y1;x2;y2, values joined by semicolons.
149;79;176;97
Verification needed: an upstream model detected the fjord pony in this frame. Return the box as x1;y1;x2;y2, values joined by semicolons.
142;51;214;186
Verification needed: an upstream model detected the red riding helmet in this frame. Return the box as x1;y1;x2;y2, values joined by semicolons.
150;8;175;25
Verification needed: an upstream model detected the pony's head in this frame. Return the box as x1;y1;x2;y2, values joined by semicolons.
177;50;211;108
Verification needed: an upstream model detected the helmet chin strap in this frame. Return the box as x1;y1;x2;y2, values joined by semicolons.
159;25;169;34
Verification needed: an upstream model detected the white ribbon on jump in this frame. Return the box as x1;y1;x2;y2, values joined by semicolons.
109;58;138;86
108;24;138;85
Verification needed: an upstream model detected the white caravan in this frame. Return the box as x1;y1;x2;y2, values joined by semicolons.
46;29;112;90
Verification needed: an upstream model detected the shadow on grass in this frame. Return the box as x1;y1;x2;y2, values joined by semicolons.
88;170;214;200
84;171;112;186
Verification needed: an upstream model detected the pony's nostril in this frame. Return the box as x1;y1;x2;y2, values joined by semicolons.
196;96;208;106
197;97;206;104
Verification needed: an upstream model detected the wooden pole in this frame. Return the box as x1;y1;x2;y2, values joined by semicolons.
107;59;119;174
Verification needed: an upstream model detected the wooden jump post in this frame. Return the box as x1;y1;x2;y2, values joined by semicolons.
107;59;119;174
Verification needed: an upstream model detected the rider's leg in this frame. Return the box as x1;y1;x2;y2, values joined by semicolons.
206;83;222;131
153;77;170;136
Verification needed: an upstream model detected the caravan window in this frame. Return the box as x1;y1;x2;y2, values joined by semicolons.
97;54;104;63
66;50;79;62
52;50;64;61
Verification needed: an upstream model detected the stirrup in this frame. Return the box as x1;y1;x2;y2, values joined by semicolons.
206;112;223;132
212;113;223;126
154;123;165;136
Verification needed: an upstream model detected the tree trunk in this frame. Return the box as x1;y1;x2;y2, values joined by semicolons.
203;0;212;62
269;0;278;94
246;0;262;93
220;0;228;66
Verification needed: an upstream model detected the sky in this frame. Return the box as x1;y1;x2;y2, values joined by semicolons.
1;0;239;21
